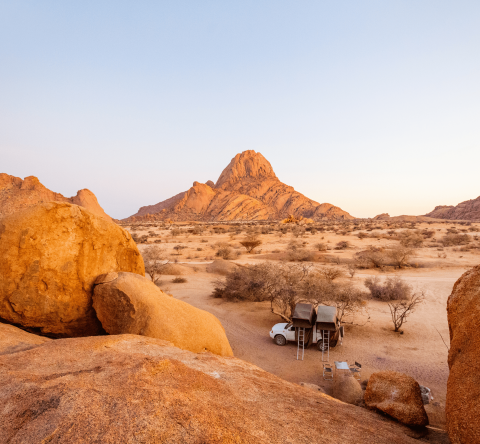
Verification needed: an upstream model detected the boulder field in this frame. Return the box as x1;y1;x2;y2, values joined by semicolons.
93;272;233;357
446;265;480;443
0;331;420;444
0;202;144;337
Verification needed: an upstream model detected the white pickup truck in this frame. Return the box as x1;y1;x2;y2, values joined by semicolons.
269;305;344;351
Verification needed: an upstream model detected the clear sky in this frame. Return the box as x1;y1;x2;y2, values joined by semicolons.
1;1;479;219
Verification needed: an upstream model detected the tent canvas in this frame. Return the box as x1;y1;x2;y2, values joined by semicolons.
316;306;338;331
291;303;315;328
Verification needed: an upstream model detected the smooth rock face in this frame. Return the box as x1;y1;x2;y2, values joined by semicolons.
93;272;233;357
333;371;364;405
0;322;51;356
126;150;354;222
446;265;480;443
0;202;145;337
364;371;429;427
0;334;419;444
0;173;112;221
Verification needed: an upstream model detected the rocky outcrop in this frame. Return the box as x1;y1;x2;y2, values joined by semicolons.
364;371;429;427
126;150;354;222
333;371;364;405
0;173;112;221
372;213;438;222
0;202;144;337
0;322;51;356
425;196;480;220
93;272;233;356
0;334;419;443
446;265;480;443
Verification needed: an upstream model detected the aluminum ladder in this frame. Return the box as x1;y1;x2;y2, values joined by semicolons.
321;330;330;362
297;328;305;361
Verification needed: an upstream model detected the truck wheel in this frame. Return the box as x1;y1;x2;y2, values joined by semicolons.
317;341;328;351
274;335;286;346
330;340;338;348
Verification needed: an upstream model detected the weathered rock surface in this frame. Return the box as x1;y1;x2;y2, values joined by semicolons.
93;272;233;357
0;322;51;356
365;371;429;427
446;265;480;443
126;150;354;222
425;196;480;221
333;371;364;405
0;173;112;221
0;334;419;443
0;202;144;337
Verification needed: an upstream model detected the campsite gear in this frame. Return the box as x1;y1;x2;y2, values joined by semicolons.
349;362;361;381
291;303;315;361
323;363;333;380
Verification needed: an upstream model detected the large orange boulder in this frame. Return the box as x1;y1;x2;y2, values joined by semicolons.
0;334;420;443
333;371;364;405
0;202;144;337
364;371;428;427
446;265;480;443
93;272;233;357
0;322;51;356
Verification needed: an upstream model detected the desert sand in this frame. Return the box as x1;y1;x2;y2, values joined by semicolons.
122;219;480;430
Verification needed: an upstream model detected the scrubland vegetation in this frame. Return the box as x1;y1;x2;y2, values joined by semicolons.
121;217;477;429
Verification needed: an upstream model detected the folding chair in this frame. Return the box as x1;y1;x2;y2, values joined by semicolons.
349;361;361;381
323;363;333;380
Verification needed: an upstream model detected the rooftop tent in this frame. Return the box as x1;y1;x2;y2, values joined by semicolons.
291;303;315;328
316;305;338;331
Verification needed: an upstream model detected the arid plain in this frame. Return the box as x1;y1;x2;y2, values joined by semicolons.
124;219;479;430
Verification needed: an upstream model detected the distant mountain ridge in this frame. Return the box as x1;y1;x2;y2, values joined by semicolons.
425;196;480;221
0;173;112;221
126;150;353;222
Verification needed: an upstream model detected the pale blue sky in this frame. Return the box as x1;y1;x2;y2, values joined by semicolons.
1;1;479;219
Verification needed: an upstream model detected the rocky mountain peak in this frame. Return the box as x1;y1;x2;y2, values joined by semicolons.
215;150;277;189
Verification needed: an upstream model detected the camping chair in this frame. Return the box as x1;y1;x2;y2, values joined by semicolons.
349;362;361;381
323;363;333;381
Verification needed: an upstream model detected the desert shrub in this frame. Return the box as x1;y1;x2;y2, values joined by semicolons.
212;262;367;322
354;247;387;269
173;245;187;255
172;277;187;283
422;229;435;239
287;249;315;262
292;226;306;238
192;226;204;235
335;241;350;250
314;242;328;252
142;246;169;284
170;228;181;237
399;232;424;248
318;266;345;282
216;245;240;260
364;276;411;301
441;234;470;246
357;232;368;239
240;234;262;253
387;245;415;268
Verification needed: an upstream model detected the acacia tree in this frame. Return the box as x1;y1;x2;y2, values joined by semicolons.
142;246;169;284
388;292;425;332
240;233;263;253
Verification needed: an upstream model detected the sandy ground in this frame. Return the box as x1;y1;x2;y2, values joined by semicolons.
125;221;480;429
